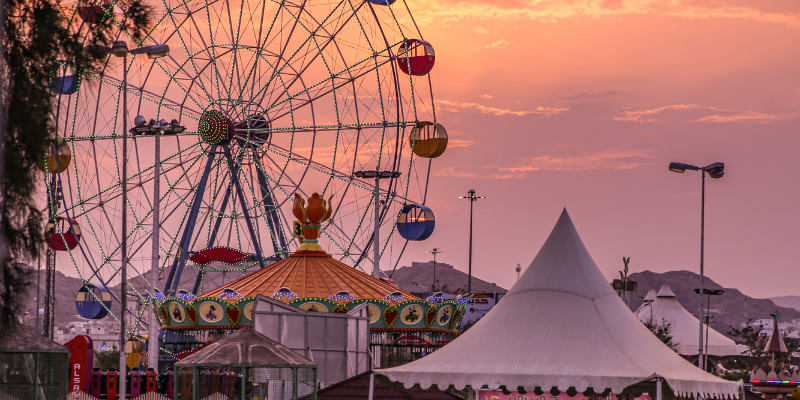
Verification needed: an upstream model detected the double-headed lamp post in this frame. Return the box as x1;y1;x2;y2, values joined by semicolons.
354;169;401;278
459;189;485;293
89;40;169;396
669;161;724;370
427;248;442;291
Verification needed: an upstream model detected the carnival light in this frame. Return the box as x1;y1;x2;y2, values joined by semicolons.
382;291;405;304
219;288;244;301
329;290;355;303
272;287;299;302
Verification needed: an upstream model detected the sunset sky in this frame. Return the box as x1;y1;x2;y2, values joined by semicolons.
392;0;800;298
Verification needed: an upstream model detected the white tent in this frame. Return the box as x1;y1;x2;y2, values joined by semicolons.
378;209;741;399
637;284;747;357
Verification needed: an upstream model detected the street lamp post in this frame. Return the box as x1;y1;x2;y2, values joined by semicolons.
89;41;169;394
669;161;724;369
459;189;485;293
427;248;442;291
354;169;401;278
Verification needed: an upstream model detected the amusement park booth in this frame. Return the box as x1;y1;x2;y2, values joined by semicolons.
250;294;370;385
0;324;70;400
174;328;317;400
378;210;742;400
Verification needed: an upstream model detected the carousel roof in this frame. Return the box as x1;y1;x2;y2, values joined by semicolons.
203;252;420;302
378;209;741;399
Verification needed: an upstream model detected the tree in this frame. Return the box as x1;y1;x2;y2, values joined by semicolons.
727;320;800;372
0;0;152;332
95;347;121;371
643;317;679;352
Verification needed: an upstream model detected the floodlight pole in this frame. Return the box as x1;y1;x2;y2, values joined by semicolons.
120;51;128;400
373;171;380;278
354;169;401;278
149;127;160;371
460;190;485;292
427;248;442;290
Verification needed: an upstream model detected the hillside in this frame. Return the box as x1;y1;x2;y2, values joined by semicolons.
389;261;507;293
771;295;800;312
628;270;800;336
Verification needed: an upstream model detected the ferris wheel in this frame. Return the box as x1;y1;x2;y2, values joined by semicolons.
47;0;446;330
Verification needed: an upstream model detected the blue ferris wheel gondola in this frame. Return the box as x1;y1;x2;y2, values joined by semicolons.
51;61;78;95
76;284;112;319
397;204;435;241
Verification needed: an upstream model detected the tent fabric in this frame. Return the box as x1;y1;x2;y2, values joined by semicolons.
637;284;747;357
377;209;741;399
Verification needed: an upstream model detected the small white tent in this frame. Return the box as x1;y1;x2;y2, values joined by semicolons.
637;284;747;357
378;209;740;399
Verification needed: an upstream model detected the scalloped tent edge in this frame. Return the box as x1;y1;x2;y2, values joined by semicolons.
377;208;742;399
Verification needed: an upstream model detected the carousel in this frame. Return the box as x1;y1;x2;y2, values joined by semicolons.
155;193;468;367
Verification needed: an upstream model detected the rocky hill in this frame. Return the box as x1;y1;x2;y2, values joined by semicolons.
627;270;800;336
389;261;507;293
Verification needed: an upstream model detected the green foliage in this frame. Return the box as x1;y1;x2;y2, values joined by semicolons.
642;317;679;352
94;347;121;371
720;369;750;382
0;0;152;330
727;319;800;372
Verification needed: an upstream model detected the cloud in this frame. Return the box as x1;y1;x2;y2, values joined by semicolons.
480;94;493;99
433;166;524;180
696;111;796;123
433;149;653;179
561;91;622;100
479;39;514;49
410;0;800;28
473;26;488;34
438;99;568;116
447;139;476;148
496;150;654;173
616;104;796;123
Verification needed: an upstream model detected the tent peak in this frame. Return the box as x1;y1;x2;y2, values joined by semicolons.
657;284;676;297
505;207;614;301
644;289;658;302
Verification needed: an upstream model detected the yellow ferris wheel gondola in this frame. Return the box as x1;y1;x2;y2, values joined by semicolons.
410;121;447;158
38;139;71;173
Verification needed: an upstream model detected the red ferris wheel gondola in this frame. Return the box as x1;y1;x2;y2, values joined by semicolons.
397;39;435;76
45;217;81;251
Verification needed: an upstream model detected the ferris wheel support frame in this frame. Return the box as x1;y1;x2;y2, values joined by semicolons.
165;142;278;296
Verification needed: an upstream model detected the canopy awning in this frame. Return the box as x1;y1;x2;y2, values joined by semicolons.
377;209;741;399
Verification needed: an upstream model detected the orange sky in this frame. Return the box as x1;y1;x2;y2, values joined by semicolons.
392;0;800;298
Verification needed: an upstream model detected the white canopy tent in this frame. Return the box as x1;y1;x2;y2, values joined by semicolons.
637;284;747;357
378;209;741;399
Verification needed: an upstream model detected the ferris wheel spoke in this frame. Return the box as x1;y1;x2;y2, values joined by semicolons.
248;0;350;105
268;0;372;103
63;141;202;215
265;50;396;121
